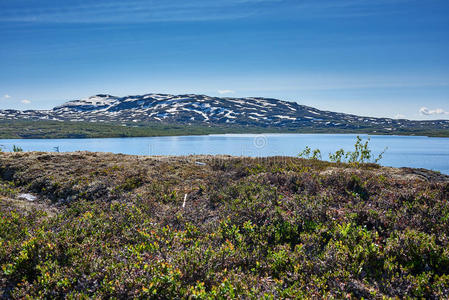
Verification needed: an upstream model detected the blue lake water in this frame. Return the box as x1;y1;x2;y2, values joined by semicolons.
1;134;448;174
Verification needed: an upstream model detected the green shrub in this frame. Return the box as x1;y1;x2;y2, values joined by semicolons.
299;136;387;166
12;145;23;152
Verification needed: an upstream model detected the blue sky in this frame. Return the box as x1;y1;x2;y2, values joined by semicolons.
0;0;448;120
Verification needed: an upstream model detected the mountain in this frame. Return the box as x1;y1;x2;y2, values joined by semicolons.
1;93;448;134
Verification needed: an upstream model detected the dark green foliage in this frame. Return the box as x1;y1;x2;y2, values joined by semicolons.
1;152;449;298
1;119;449;139
11;146;23;153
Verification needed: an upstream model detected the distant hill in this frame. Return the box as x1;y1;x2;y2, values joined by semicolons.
1;93;448;135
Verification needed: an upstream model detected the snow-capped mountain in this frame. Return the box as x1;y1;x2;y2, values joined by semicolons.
1;93;448;132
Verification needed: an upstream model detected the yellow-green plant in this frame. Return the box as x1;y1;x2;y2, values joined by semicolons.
331;136;387;165
298;146;322;160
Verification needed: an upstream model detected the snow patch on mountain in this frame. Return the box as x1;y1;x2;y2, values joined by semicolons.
1;93;449;132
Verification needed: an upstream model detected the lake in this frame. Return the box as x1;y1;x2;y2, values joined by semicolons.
1;134;449;174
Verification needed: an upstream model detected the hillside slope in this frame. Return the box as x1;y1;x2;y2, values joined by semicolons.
1;93;449;135
1;152;449;298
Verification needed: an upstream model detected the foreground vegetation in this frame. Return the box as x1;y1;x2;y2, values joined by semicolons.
1;152;449;298
1;120;449;139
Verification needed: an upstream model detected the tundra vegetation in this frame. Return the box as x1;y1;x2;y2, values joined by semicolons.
1;120;449;139
1;150;449;298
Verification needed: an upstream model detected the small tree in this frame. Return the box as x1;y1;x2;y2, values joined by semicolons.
328;148;345;163
298;146;322;160
298;146;311;159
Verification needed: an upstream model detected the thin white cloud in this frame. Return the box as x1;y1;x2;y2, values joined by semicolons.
394;114;406;119
419;107;449;116
218;90;235;95
21;99;31;104
225;73;449;93
0;0;416;23
0;0;280;23
3;94;11;99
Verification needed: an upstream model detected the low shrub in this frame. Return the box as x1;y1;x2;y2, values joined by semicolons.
0;152;448;298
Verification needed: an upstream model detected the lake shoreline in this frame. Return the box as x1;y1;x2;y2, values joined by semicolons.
1;133;449;174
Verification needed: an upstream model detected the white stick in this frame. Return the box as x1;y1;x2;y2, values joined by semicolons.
182;193;187;208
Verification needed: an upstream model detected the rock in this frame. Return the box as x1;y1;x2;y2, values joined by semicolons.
18;193;37;202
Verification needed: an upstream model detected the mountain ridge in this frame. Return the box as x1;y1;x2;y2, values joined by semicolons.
1;93;448;134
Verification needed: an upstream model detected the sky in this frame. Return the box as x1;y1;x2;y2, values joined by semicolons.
0;0;448;120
